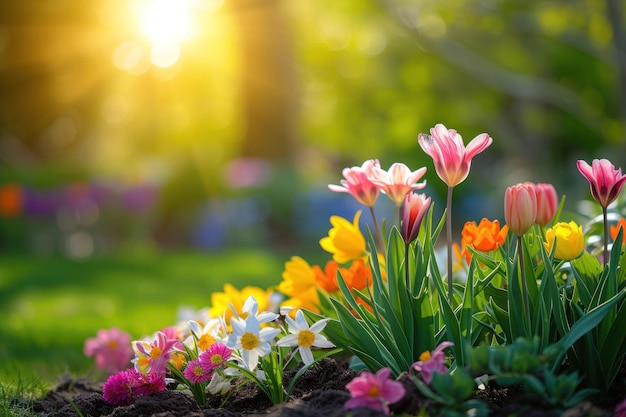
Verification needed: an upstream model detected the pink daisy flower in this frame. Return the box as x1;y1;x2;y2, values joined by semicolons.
183;358;212;384
199;342;233;372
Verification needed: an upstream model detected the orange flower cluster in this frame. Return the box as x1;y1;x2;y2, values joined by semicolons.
313;259;372;294
459;218;509;264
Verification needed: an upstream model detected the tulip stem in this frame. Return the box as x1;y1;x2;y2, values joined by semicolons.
446;186;454;301
405;242;411;290
369;205;384;255
517;235;531;329
603;206;609;266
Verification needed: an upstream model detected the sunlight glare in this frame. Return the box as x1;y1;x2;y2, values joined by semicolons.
137;0;198;45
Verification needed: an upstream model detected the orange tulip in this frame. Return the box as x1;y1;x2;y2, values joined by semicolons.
460;218;509;264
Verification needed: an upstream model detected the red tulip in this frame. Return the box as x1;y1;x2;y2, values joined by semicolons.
577;159;626;208
534;183;558;227
504;182;537;236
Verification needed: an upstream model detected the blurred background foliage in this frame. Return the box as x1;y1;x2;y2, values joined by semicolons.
0;0;625;256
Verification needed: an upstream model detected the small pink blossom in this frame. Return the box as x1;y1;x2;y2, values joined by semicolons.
183;358;213;384
102;368;165;406
369;163;427;206
133;331;179;375
200;342;233;372
411;341;454;384
84;327;134;374
328;159;381;207
344;367;405;415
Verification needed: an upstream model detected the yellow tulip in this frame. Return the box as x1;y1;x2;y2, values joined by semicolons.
544;221;585;261
319;210;368;264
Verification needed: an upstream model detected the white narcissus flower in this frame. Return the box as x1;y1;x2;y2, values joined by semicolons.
207;373;231;395
227;296;280;371
186;318;225;352
276;309;335;365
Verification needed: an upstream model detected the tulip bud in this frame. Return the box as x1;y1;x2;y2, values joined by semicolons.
504;182;537;236
534;183;558;227
401;193;431;244
544;221;585;260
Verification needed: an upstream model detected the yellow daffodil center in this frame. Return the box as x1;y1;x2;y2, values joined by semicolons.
211;354;223;365
150;346;163;359
368;385;380;397
419;350;431;362
198;334;216;351
241;332;260;350
297;330;315;348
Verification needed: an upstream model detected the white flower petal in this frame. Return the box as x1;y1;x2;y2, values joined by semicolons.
299;346;314;365
275;334;299;347
309;319;329;333
312;335;335;349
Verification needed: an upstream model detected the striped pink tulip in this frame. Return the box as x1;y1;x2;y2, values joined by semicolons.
418;123;492;187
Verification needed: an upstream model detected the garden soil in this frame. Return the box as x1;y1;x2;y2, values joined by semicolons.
29;358;620;417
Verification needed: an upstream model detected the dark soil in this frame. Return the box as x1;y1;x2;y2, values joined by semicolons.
28;358;619;417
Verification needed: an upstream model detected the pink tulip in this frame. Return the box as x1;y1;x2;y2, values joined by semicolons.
504;182;537;236
418;123;492;187
369;163;427;206
401;193;431;244
577;159;626;208
344;367;405;415
328;159;381;207
534;183;558;227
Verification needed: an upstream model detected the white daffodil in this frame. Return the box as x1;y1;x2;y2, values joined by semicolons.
186;317;226;352
227;301;280;371
240;295;279;324
275;309;335;365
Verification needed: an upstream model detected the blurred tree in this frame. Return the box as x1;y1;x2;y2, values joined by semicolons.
290;0;625;221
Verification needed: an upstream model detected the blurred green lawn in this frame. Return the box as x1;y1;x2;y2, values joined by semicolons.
0;247;314;387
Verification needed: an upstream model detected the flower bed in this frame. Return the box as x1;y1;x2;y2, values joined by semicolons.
28;123;626;416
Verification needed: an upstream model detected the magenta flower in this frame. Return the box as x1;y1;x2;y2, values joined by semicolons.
401;192;431;245
369;163;427;207
615;397;626;417
344;367;405;415
328;159;381;207
102;368;165;405
84;327;134;374
133;370;166;397
534;183;558;227
183;358;213;384
577;159;626;209
411;341;454;385
417;123;492;188
199;342;233;371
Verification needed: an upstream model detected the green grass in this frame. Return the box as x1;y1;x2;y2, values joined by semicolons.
0;246;318;388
